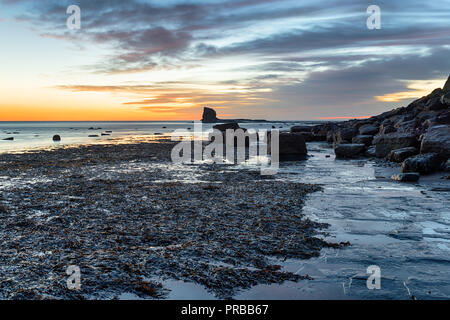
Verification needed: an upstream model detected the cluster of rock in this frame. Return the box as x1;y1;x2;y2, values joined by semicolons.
288;75;450;181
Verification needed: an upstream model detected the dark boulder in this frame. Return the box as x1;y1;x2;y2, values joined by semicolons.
402;153;441;175
391;173;420;182
436;111;450;124
365;146;376;157
276;132;308;159
441;92;450;105
373;133;418;158
442;159;450;172
274;132;307;161
420;125;450;160
387;147;418;163
379;124;396;135
52;135;61;141
334;144;366;159
201;107;219;123
213;122;241;132
291;126;312;133
352;135;373;146
334;127;358;144
2;137;14;141
359;124;378;135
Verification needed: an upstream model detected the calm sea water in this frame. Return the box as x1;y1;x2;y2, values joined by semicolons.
0;121;310;153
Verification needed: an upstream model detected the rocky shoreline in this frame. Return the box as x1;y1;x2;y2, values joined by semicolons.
0;140;347;299
282;76;450;181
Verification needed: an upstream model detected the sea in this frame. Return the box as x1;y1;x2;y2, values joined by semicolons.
0;121;311;154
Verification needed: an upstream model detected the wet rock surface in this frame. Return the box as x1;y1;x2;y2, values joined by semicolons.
0;140;344;299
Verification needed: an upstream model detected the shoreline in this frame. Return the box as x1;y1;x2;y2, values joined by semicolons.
0;139;348;299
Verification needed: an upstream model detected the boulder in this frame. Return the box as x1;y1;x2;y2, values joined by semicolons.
440;92;450;105
312;133;327;141
373;133;418;158
334;144;366;159
292;132;314;142
379;124;396;135
334;127;358;144
359;124;378;135
420;125;450;160
52;135;61;141
213;122;241;132
436;111;450;124
402;153;441;175
387;147;418;163
276;132;307;160
391;173;420;182
352;135;373;146
291;126;313;133
201;107;219;123
2;137;14;141
365;146;376;157
394;119;418;134
211;122;250;147
441;159;450;172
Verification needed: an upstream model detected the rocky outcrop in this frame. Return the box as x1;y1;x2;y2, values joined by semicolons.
420;125;450;160
53;135;61;141
443;75;450;91
402;153;441;175
2;137;14;141
373;133;418;158
202;107;219;123
334;144;366;159
387;147;418;163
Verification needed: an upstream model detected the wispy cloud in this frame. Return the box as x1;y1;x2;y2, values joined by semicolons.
2;0;450;119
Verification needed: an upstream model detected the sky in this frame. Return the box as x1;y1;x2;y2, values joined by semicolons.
0;0;449;121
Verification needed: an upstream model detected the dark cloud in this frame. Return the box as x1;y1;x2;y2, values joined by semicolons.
4;0;450;118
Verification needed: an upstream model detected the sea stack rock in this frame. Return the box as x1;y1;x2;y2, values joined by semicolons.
201;107;219;123
52;135;61;141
